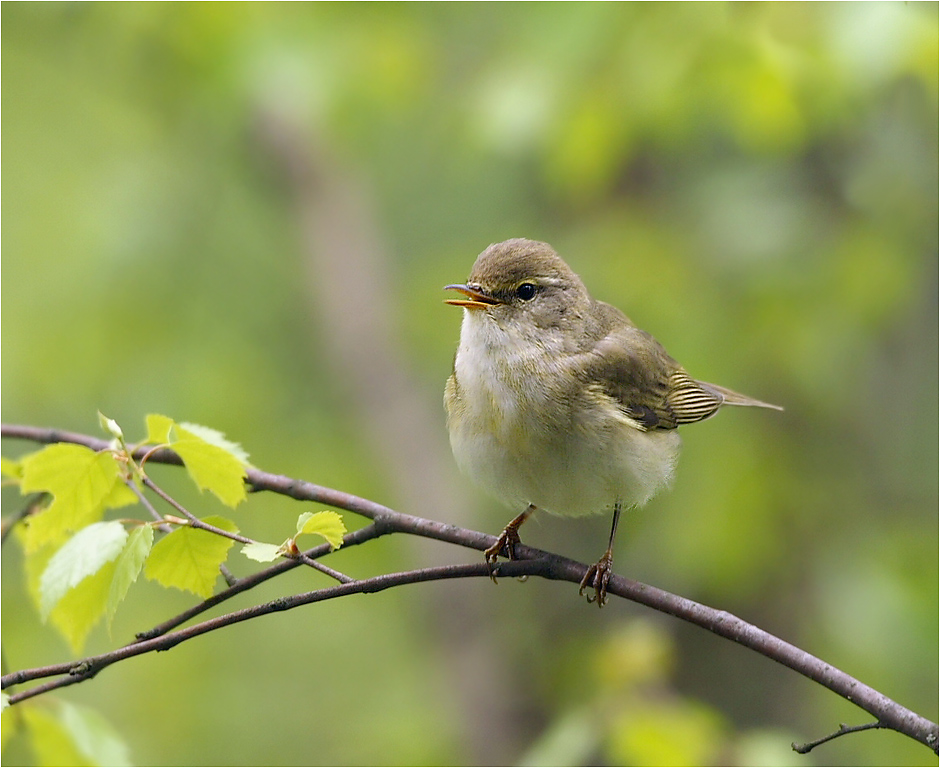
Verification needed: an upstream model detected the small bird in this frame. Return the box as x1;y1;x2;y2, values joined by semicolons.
444;238;782;606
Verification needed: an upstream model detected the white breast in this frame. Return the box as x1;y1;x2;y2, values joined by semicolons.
447;311;680;517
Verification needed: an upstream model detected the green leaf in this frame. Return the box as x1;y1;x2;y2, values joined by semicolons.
19;445;127;552
295;511;346;551
39;521;128;620
241;541;282;562
18;529;59;614
99;478;139;510
19;503;75;555
21;444;120;499
23;705;90;768
22;701;131;767
14;523;111;652
177;421;251;466
59;700;132;766
48;562;115;654
171;424;248;508
144;515;238;598
143;416;251;506
144;413;174;445
1;455;23;480
107;525;154;627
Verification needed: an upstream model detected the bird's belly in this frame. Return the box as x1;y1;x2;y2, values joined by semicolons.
447;324;680;516
449;404;680;517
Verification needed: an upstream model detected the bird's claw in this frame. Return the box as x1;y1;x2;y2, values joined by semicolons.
483;526;522;582
579;551;613;607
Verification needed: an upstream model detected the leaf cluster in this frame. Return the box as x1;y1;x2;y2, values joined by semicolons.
2;414;345;653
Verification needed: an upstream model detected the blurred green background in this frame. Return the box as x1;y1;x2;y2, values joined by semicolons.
2;3;937;766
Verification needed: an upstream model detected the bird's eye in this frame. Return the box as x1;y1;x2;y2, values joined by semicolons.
516;283;537;301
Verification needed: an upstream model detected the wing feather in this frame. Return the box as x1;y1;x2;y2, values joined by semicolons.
570;301;780;431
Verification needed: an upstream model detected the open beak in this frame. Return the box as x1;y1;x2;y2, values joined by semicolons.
444;284;503;309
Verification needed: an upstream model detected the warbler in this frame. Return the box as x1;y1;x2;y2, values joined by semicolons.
444;238;781;606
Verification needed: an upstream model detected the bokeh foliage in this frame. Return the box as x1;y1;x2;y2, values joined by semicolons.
2;3;937;766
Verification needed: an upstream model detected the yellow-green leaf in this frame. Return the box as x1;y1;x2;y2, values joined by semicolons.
107;525;154;627
18;502;74;554
295;511;346;551
21;444;119;500
1;455;23;480
100;478;139;511
171;425;247;508
19;445;126;552
18;529;60;614
58;701;132;766
144;413;174;445
23;705;89;768
39;521;128;620
144;515;238;598
48;562;116;654
22;701;131;767
177;422;250;465
240;541;282;562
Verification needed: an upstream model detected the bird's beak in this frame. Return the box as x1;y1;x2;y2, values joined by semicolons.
444;284;503;310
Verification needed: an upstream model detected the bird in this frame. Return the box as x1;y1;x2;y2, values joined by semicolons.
443;238;782;606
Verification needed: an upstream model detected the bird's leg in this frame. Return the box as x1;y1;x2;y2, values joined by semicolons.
484;504;536;581
579;502;622;607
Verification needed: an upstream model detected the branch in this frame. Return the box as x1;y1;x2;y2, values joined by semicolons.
3;560;515;702
792;721;888;754
2;423;937;756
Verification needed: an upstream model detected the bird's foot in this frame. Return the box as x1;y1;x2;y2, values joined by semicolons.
579;550;613;607
483;525;522;582
484;506;536;583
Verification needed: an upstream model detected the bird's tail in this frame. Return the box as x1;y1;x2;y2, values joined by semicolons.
698;381;784;411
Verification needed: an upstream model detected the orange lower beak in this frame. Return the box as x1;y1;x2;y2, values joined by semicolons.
444;284;503;309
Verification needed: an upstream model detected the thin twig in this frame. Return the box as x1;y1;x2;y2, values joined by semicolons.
2;560;522;702
295;552;354;583
135;474;349;584
122;480;171;530
0;493;46;545
792;722;888;754
135;523;385;641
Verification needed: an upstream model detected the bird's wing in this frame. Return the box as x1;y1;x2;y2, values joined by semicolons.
663;370;728;425
572;303;731;430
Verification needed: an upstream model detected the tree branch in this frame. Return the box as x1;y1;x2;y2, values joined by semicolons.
2;423;937;755
792;721;888;754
